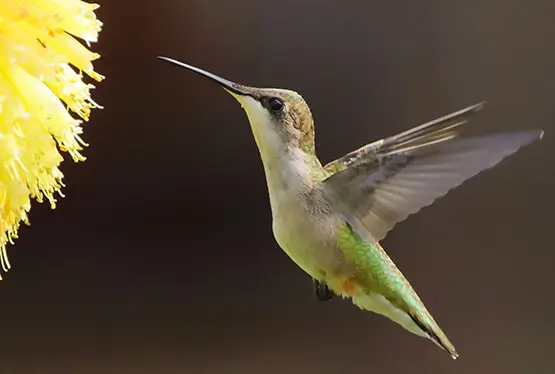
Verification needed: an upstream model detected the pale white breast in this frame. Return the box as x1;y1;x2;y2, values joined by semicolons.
267;164;349;281
236;95;348;279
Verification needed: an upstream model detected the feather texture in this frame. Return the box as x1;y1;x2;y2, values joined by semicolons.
323;126;543;241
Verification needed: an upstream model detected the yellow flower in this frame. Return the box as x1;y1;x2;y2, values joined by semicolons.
0;0;103;279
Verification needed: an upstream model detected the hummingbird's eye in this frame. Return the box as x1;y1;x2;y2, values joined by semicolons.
265;97;284;112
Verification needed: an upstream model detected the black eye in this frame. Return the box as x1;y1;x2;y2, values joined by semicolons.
266;97;284;112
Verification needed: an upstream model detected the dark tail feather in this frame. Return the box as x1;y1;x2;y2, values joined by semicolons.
409;313;459;360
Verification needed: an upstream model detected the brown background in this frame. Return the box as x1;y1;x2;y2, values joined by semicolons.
1;0;554;373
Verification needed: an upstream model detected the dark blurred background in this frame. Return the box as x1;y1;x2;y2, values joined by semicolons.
1;0;554;373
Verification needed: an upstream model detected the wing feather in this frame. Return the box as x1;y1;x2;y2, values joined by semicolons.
323;102;485;174
321;105;543;242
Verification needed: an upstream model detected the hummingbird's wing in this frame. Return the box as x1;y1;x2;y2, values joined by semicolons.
323;102;485;174
320;105;543;242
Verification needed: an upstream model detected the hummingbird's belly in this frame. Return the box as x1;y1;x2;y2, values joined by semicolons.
271;203;354;282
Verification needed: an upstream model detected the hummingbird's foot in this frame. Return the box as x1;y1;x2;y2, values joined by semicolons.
313;278;334;302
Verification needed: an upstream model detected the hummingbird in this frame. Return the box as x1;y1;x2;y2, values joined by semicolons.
159;56;543;359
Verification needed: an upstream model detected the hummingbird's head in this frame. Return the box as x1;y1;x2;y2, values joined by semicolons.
158;57;315;156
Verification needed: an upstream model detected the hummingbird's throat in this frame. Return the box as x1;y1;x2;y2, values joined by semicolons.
235;95;291;156
234;95;315;194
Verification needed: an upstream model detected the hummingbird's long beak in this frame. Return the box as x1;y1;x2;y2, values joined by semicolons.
158;56;252;96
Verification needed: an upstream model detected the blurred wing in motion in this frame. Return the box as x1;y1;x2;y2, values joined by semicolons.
323;102;486;174
321;103;543;242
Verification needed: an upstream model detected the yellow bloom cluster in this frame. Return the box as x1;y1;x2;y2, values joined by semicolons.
0;0;103;278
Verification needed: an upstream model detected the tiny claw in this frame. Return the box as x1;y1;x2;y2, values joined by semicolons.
313;278;334;302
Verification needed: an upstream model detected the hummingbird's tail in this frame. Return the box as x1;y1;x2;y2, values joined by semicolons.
407;308;459;359
351;286;459;359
